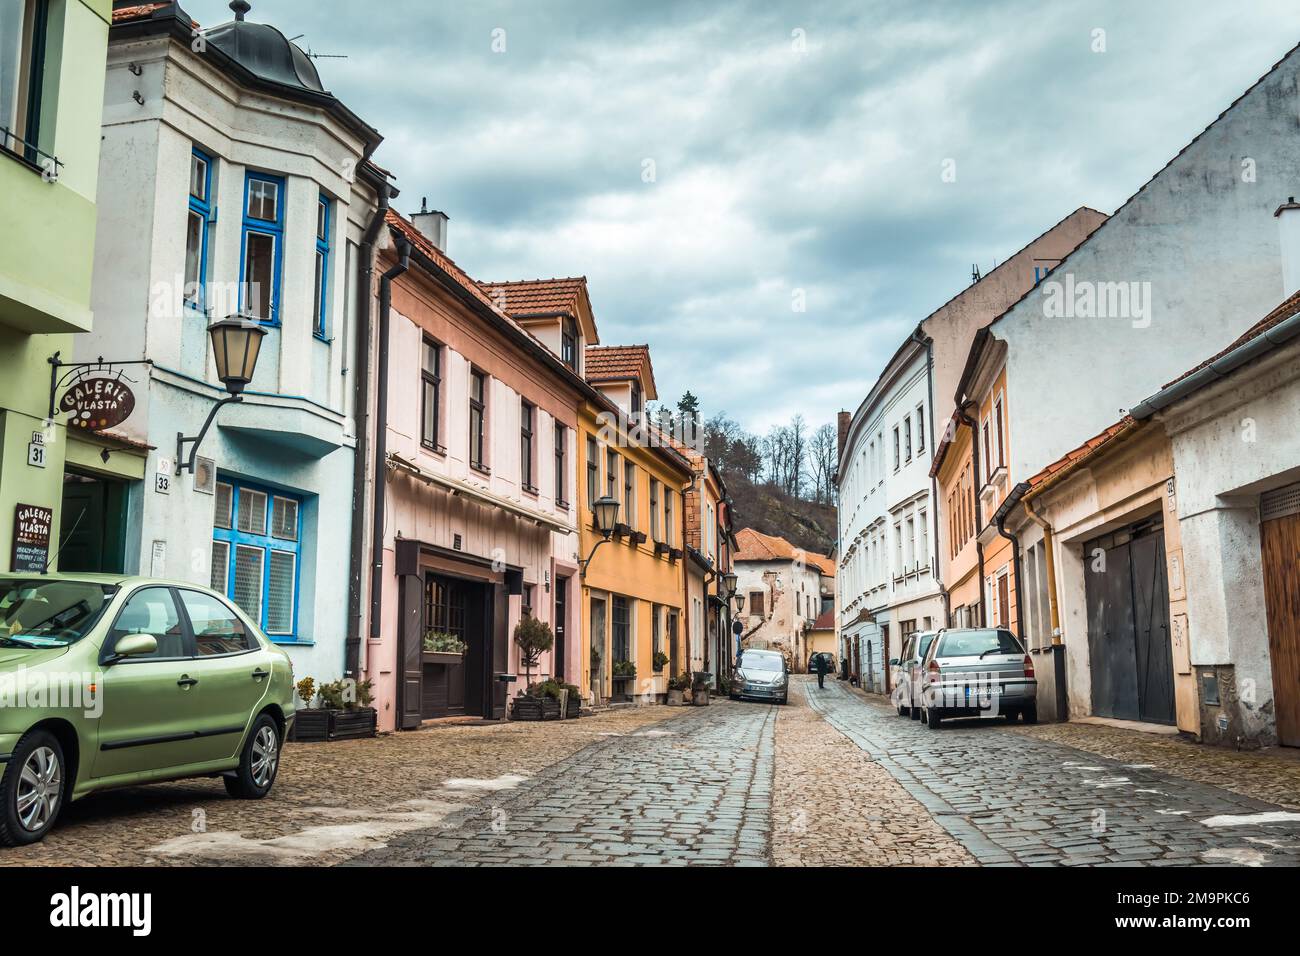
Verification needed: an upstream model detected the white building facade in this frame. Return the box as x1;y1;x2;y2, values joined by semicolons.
83;4;385;684
836;335;942;693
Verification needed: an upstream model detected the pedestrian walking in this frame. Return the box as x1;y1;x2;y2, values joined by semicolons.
813;652;830;689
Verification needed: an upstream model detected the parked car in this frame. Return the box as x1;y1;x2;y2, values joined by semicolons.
918;627;1036;729
0;574;296;846
890;630;937;719
807;651;836;674
730;649;789;704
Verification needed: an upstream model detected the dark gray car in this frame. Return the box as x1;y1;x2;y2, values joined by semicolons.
918;627;1037;728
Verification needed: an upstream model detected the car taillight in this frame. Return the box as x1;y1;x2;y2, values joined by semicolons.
1023;654;1034;679
927;659;940;678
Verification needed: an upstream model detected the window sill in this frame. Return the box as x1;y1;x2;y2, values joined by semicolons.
1;143;59;178
470;464;491;477
421;441;447;457
270;636;313;647
313;333;333;344
556;499;570;511
522;484;539;497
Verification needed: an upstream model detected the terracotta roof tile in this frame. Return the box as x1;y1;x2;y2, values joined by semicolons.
112;3;180;24
477;277;588;318
584;344;657;397
735;528;835;576
811;609;836;630
386;210;502;314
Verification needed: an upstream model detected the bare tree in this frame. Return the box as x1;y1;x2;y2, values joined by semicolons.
807;422;838;505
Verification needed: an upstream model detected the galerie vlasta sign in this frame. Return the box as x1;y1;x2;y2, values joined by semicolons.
59;374;136;432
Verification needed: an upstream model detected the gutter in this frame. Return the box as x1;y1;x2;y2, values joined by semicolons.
367;237;411;640
1129;309;1300;419
992;482;1031;639
345;178;391;679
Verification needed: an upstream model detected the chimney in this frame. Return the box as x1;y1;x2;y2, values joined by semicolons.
1276;197;1300;297
412;197;449;252
836;410;851;459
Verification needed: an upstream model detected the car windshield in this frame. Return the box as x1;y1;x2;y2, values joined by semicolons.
739;651;784;672
937;629;1023;658
0;579;118;647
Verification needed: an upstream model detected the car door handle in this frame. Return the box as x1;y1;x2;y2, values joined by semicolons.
251;668;270;680
177;676;198;688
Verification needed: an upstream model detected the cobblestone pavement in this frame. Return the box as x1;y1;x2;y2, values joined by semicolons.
1007;721;1300;811
2;705;678;867
772;679;974;866
807;680;1300;867
346;701;774;866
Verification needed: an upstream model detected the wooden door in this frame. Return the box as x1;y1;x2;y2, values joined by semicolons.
1261;511;1300;747
398;574;424;729
1130;530;1175;724
1084;534;1139;721
553;576;568;682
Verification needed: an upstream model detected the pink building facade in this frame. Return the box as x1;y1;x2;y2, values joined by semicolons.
361;212;588;731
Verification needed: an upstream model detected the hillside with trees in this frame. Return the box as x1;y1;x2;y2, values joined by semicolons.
656;393;839;556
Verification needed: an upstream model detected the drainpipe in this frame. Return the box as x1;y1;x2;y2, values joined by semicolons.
1023;491;1068;722
345;184;392;680
956;400;986;627
368;236;411;640
993;482;1030;639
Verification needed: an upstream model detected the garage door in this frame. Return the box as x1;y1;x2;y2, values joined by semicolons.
1083;517;1175;724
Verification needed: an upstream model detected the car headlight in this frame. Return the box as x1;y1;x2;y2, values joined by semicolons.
773;672;788;686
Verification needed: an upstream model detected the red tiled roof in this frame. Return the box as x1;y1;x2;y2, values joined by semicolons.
112;3;180;24
477;277;588;318
811;610;836;631
735;528;835;576
386;210;503;314
584;344;657;397
1025;417;1137;493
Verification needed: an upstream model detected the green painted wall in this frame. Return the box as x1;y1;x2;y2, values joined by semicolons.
0;0;110;572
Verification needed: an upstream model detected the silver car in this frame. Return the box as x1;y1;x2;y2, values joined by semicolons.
890;630;937;719
918;628;1037;728
730;649;789;704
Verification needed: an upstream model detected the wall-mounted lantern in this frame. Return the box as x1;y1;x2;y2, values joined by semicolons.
176;313;267;474
578;495;621;573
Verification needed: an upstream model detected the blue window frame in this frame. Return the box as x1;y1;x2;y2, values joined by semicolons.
211;477;305;643
184;148;213;312
313;193;331;339
240;171;285;324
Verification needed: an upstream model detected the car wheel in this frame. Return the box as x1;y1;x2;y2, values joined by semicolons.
926;707;942;729
224;714;281;800
909;704;920;720
897;702;908;717
1004;708;1019;723
0;729;66;847
1023;703;1038;725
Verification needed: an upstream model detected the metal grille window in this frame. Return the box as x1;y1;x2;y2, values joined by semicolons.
421;338;442;450
520;400;536;492
469;369;487;470
212;479;303;641
586;436;599;506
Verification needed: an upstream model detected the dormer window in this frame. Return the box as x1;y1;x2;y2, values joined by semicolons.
561;317;577;370
630;380;642;417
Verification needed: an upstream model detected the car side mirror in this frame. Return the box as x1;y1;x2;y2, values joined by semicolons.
889;657;899;666
110;634;157;661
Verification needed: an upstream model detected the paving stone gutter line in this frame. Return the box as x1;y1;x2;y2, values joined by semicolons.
804;682;1017;864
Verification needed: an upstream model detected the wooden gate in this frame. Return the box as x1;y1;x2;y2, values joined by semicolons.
1084;518;1175;724
1261;488;1300;747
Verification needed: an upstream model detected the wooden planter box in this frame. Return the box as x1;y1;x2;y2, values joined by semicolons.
422;651;465;665
566;695;581;719
510;696;562;721
291;707;378;742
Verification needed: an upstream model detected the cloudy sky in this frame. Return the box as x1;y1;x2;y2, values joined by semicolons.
188;0;1300;433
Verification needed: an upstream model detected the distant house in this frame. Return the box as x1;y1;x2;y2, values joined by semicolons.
734;528;834;672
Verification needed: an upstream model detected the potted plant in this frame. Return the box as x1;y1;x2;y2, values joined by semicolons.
292;676;378;741
423;629;467;664
513;614;554;688
666;670;689;706
511;679;564;721
652;651;670;673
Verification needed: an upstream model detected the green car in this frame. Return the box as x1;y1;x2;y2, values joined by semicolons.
0;573;296;846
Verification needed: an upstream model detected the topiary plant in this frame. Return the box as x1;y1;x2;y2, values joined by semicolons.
513;614;554;688
653;651;670;672
296;676;316;709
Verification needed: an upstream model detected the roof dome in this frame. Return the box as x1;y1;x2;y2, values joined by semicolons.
205;1;325;95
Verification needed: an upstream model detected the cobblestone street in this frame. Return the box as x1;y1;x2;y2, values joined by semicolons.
6;677;1300;866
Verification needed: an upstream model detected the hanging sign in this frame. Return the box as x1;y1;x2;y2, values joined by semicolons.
58;374;136;433
12;504;53;573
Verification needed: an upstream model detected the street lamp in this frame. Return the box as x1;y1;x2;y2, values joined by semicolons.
578;495;621;572
733;591;746;614
176;313;267;474
722;571;738;597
